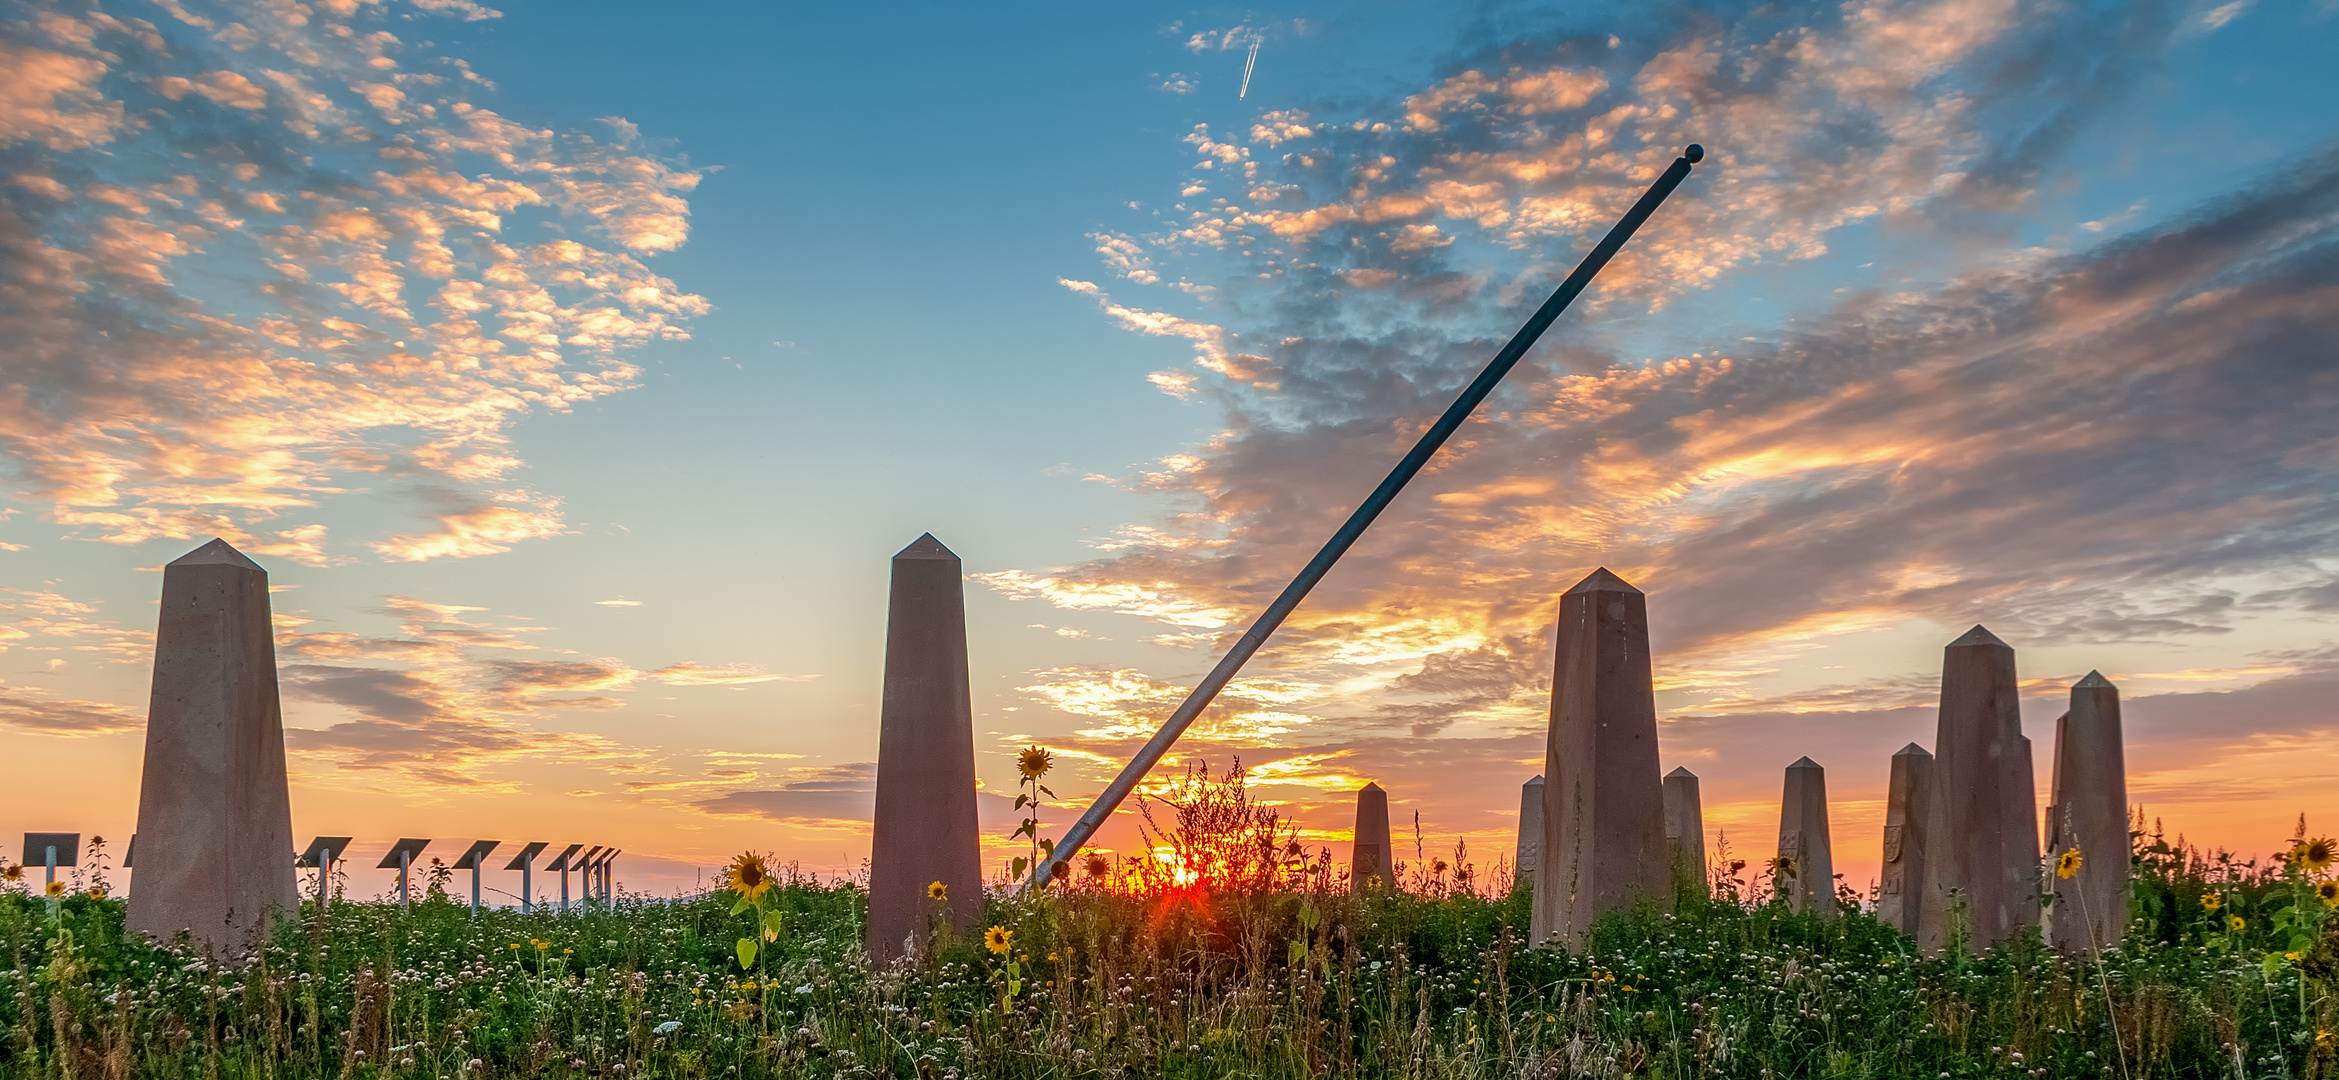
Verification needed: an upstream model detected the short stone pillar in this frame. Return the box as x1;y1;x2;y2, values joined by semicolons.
2046;671;2128;954
1532;568;1670;946
1351;782;1393;891
1920;625;2040;953
1877;743;1934;936
866;534;983;963
126;539;299;951
1662;767;1707;897
1776;757;1836;916
1514;775;1544;883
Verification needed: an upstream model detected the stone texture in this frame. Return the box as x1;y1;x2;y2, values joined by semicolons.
1351;782;1394;891
1514;775;1544;883
1920;625;2040;953
126;539;299;951
1776;757;1837;916
1878;743;1934;936
1663;767;1707;897
1533;568;1671;946
2046;671;2128;954
866;534;983;963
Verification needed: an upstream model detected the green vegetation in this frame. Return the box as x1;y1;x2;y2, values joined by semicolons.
1;820;2334;1079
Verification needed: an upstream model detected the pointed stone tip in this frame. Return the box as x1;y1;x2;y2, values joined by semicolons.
892;532;959;561
2075;669;2115;689
166;537;263;572
1787;756;1822;769
1665;766;1698;779
1565;566;1641;595
1525;774;1544;785
1893;742;1933;758
1360;781;1383;793
1947;624;2009;649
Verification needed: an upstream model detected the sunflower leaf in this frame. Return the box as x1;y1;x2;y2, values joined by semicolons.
735;937;757;970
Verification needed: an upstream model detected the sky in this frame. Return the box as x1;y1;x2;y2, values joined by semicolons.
3;0;2337;905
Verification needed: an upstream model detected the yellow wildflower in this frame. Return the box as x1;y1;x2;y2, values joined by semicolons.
2055;848;2083;880
983;925;1012;955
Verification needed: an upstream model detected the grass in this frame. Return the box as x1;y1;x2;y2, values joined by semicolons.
1;820;2334;1079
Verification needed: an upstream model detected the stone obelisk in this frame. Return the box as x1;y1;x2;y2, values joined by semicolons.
2046;671;2127;954
127;539;298;950
1663;766;1707;898
1921;626;2039;953
1351;782;1393;891
866;534;982;963
1514;775;1544;885
1776;757;1836;916
1533;568;1670;946
1878;743;1934;936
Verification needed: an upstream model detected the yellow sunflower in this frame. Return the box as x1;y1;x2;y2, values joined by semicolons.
86;886;107;901
2315;880;2338;908
2055;848;2083;880
45;881;64;898
2293;837;2337;875
1017;745;1054;781
983;925;1013;955
927;880;948;901
726;852;772;902
0;864;20;882
2201;892;2223;912
2228;915;2246;933
1770;856;1795;876
1083;853;1111;880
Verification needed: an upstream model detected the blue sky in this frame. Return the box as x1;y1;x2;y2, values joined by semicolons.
3;0;2337;898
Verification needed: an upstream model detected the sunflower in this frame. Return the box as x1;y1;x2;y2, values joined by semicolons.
726;852;772;903
983;925;1013;955
1017;745;1054;781
2228;915;2246;933
2294;837;2337;875
2315;880;2339;908
86;886;106;901
927;881;948;901
0;864;19;882
1770;856;1795;876
1083;853;1111;880
2201;892;2224;912
45;881;64;898
2055;848;2083;880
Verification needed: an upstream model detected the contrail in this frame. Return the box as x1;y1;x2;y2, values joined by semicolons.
1239;39;1260;99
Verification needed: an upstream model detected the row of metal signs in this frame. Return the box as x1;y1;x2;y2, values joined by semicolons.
17;832;619;914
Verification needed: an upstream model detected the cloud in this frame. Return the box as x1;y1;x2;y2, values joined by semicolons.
0;1;707;563
651;662;817;686
0;680;141;734
697;762;877;824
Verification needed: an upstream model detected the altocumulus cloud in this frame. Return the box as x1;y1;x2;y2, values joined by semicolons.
0;0;705;565
1007;0;2339;847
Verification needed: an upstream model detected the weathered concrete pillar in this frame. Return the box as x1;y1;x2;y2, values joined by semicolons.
1776;757;1836;916
1532;568;1670;946
1662;767;1707;897
1514;775;1544;884
1351;782;1393;891
2046;671;2127;954
126;539;298;951
866;534;983;963
1920;625;2040;953
1877;743;1933;936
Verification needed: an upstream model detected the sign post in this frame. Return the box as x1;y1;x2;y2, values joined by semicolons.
296;837;353;910
450;840;501;915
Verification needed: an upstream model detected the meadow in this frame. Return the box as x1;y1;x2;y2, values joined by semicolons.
3;808;2335;1079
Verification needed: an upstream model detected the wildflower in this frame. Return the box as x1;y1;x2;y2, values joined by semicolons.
509;943;521;950
2229;915;2245;932
2294;837;2337;874
927;881;947;901
533;939;549;951
2055;848;2083;879
1017;745;1054;780
2201;893;2223;912
983;925;1013;955
45;881;64;897
726;852;772;902
2317;880;2339;907
2287;951;2305;963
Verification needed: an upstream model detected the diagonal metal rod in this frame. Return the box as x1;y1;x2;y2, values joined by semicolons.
1025;144;1705;891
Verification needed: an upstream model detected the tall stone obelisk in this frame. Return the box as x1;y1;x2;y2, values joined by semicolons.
1351;782;1393;891
127;539;298;950
1776;757;1836;916
1878;743;1933;936
866;534;982;963
1533;568;1670;946
1662;767;1707;898
1921;626;2039;953
2046;671;2127;954
1514;775;1544;884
